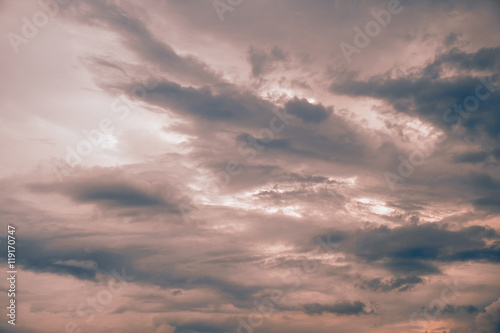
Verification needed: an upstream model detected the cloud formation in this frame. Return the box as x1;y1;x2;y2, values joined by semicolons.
0;0;499;332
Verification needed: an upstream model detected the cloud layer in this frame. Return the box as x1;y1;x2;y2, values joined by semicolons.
0;0;500;332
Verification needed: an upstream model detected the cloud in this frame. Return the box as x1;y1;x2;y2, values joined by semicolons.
451;298;500;333
428;46;500;73
303;301;373;316
140;79;274;123
66;0;219;86
464;172;500;191
431;304;481;316
453;151;489;164
247;45;288;77
27;168;186;215
170;321;230;333
6;239;128;281
284;97;332;124
360;275;424;292
460;173;500;214
473;196;500;213
472;298;500;333
492;148;500;160
330;47;500;140
1;0;500;332
323;223;500;276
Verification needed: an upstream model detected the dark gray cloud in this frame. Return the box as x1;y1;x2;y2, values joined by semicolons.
170;321;231;333
323;224;500;276
444;32;462;47
453;151;489;164
0;232;264;307
473;196;500;213
284;97;332;124
247;45;288;77
0;237;132;281
459;173;500;214
61;183;164;207
492;148;500;160
463;172;500;192
450;298;500;333
436;304;481;316
141;79;274;123
304;301;373;316
330;47;500;140
429;46;500;73
27;171;184;214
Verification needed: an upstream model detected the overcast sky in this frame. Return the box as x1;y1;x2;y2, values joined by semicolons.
1;0;500;332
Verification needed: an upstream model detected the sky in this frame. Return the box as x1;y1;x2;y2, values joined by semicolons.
0;0;500;332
